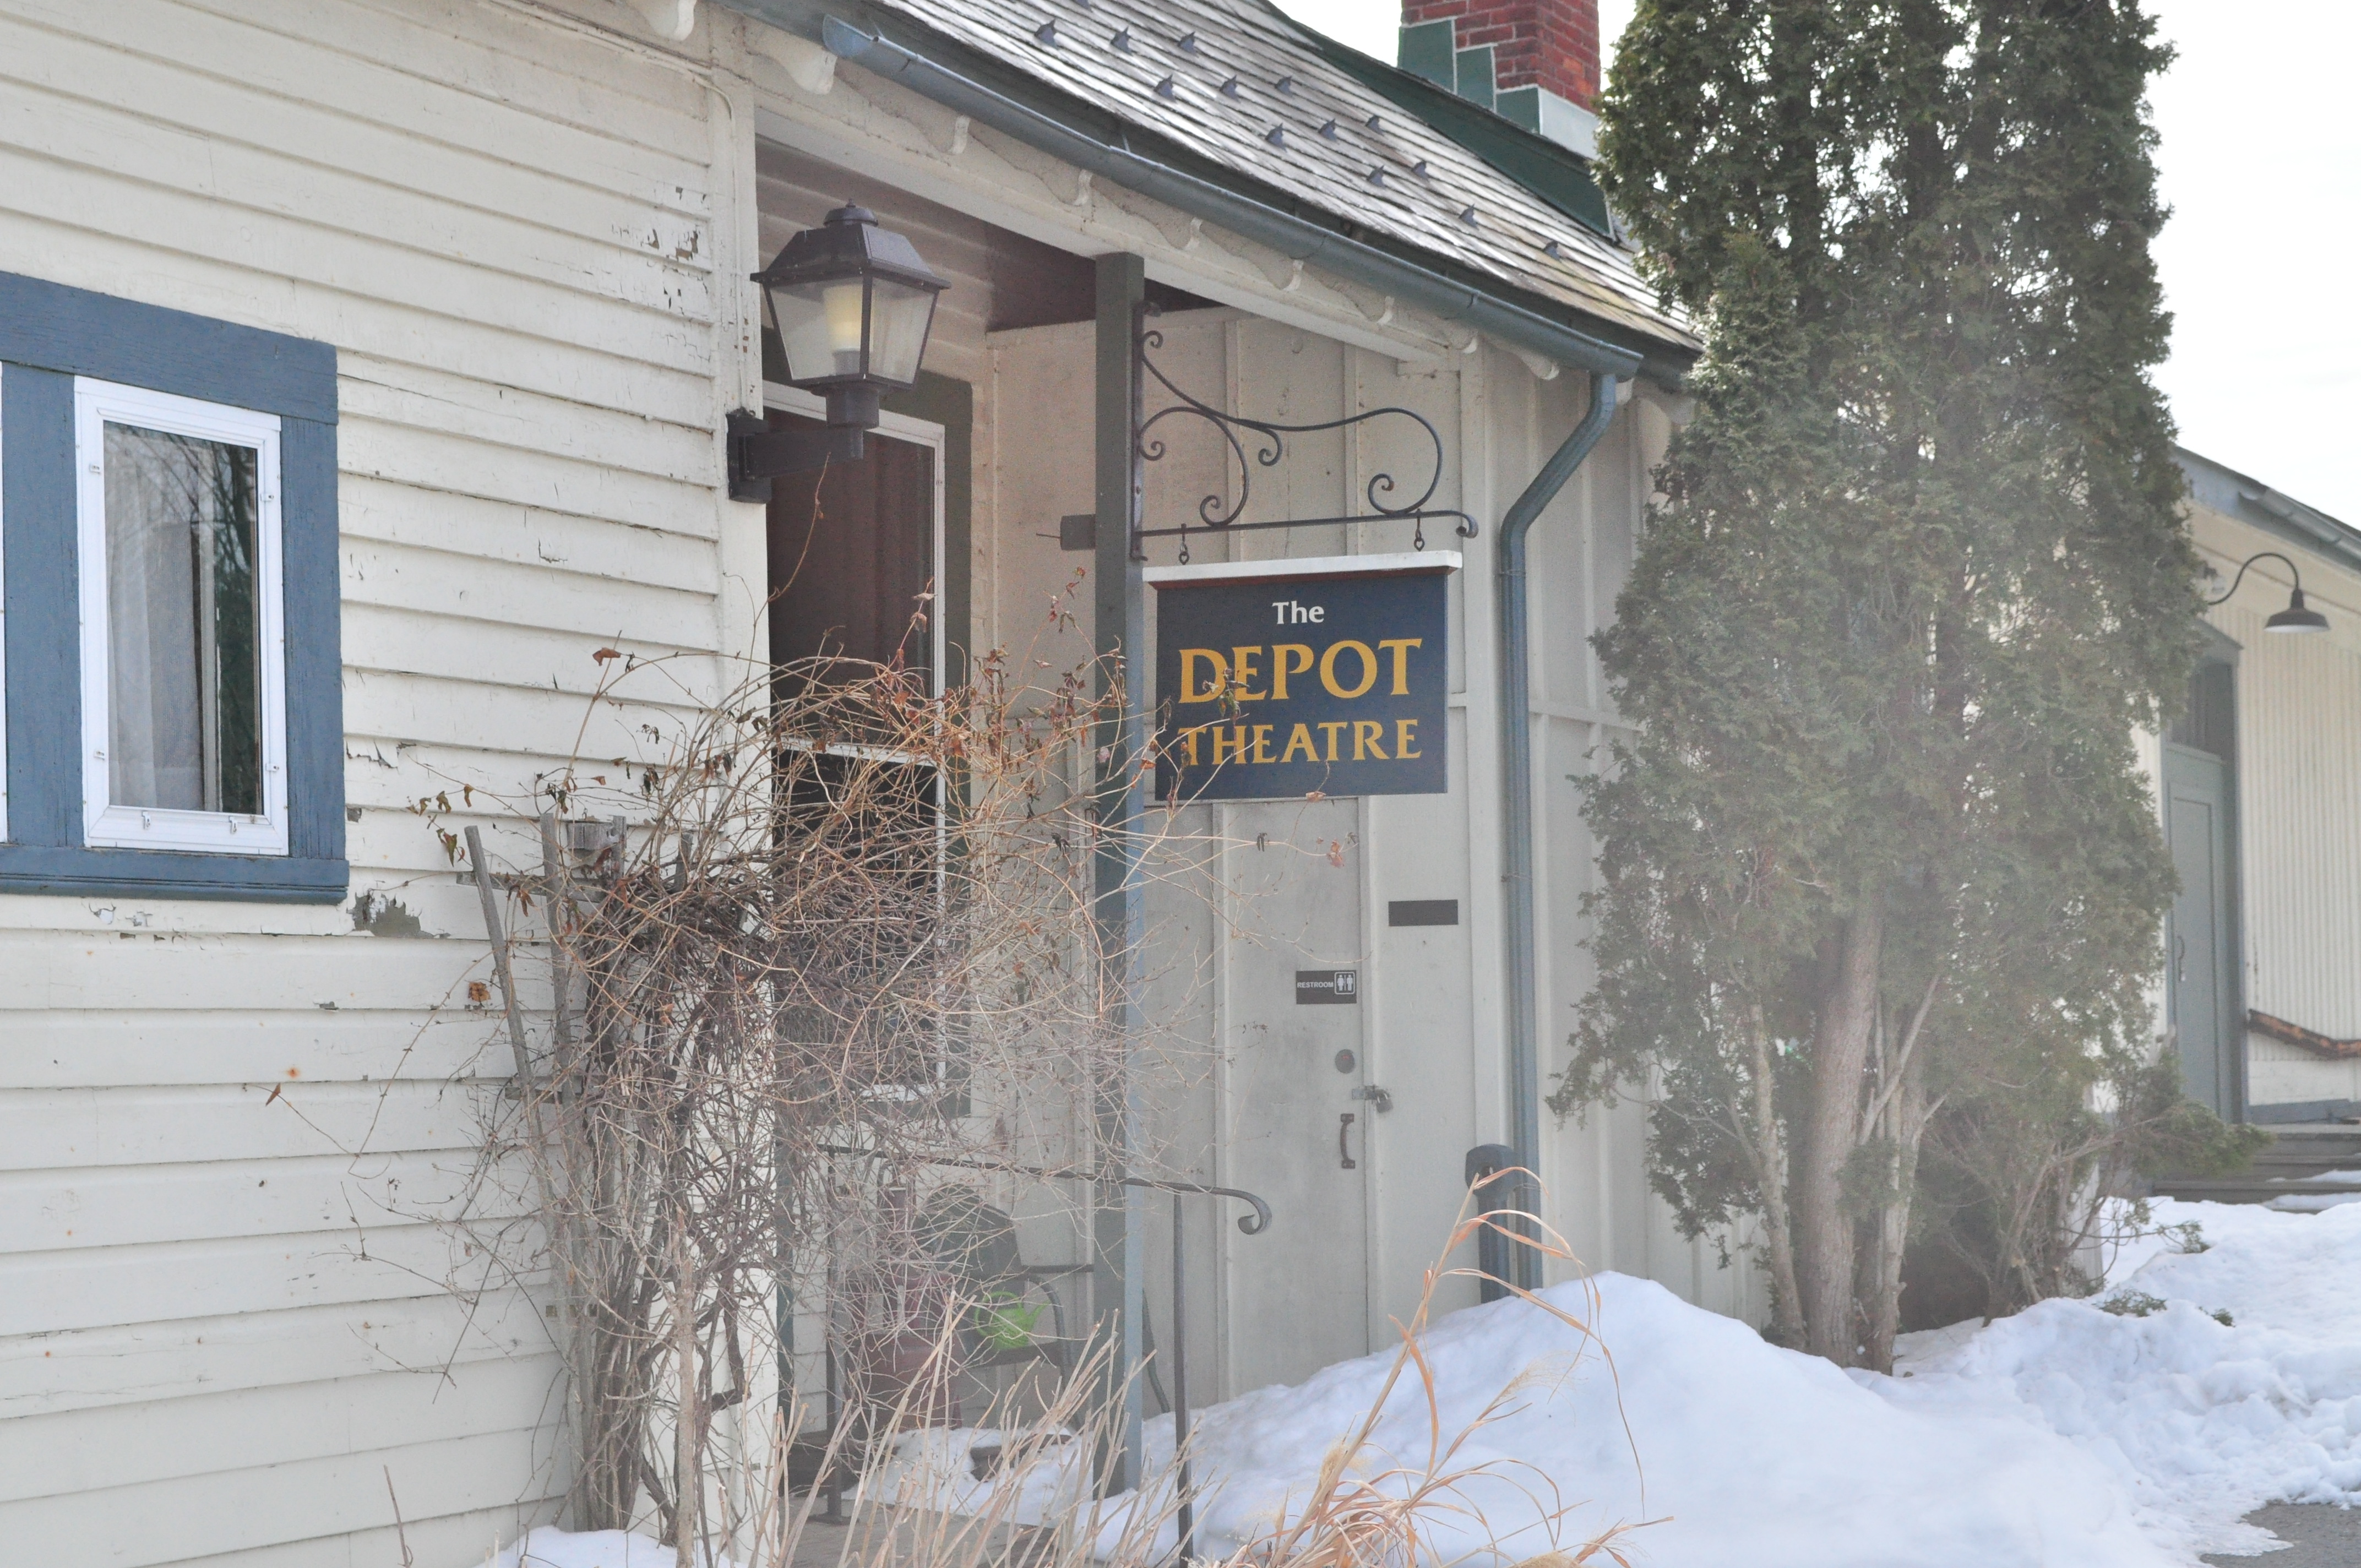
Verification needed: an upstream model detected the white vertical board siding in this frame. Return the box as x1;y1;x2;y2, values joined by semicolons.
2190;507;2361;1110
0;0;749;1560
976;316;1757;1403
1520;366;1768;1327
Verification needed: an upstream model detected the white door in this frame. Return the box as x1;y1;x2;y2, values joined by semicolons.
1221;798;1371;1391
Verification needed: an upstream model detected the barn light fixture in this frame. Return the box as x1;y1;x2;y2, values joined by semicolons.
728;204;948;502
2206;551;2330;634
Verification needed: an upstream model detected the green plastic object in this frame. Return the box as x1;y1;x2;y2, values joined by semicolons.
973;1291;1043;1352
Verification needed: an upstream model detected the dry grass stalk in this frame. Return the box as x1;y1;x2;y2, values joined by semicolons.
826;1177;1649;1568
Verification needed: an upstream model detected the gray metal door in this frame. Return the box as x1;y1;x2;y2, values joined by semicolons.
2164;743;2239;1118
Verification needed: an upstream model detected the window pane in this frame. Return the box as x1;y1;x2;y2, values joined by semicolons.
866;278;936;385
104;421;263;814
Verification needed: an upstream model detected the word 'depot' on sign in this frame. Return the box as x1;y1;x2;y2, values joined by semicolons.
1151;564;1450;801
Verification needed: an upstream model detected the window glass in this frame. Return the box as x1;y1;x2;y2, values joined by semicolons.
102;421;264;814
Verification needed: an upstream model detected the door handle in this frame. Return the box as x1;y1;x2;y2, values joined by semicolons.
2175;935;2188;984
1338;1112;1357;1169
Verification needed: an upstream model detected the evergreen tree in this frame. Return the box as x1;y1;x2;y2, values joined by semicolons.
1556;0;2207;1367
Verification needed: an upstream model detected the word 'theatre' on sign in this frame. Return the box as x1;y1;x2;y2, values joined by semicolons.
1150;557;1452;801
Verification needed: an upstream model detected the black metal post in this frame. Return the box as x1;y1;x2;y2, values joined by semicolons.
1091;251;1149;1493
1465;1144;1516;1303
1172;1189;1194;1564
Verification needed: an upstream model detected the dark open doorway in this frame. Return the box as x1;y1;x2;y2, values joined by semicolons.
763;405;939;692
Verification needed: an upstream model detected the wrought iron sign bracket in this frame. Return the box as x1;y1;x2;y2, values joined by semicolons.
1133;326;1476;563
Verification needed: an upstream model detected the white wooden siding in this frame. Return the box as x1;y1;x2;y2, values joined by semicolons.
2191;506;2361;1109
0;0;754;1560
979;314;1761;1408
1;1;1733;1559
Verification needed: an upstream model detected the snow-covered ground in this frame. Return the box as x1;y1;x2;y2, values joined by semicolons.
472;1198;2361;1568
1095;1196;2361;1567
487;1530;708;1567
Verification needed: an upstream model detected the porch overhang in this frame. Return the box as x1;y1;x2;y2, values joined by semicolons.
719;0;1674;383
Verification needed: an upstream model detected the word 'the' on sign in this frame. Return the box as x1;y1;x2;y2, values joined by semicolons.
1150;556;1452;801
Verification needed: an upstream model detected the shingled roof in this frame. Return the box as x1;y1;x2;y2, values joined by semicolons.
852;0;1695;356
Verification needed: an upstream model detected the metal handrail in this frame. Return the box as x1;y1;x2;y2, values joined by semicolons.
815;1144;1271;1234
816;1142;1266;1557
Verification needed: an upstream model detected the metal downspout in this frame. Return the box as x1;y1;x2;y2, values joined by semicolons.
1497;371;1619;1290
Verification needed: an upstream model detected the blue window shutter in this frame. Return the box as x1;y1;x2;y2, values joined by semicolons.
280;415;346;867
0;271;346;901
2;363;80;850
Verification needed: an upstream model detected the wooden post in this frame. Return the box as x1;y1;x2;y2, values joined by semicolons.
466;826;557;1222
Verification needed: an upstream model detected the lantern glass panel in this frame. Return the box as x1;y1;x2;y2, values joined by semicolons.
771;278;874;384
867;276;939;387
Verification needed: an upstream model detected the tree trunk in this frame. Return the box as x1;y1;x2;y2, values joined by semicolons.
1796;895;1883;1365
1745;1004;1806;1346
1858;1058;1926;1373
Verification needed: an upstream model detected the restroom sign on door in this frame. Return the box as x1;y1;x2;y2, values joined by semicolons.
1150;554;1452;801
1295;970;1359;1004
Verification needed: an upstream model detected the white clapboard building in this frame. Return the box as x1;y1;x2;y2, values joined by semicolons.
0;0;1729;1557
19;0;2343;1562
2161;451;2361;1125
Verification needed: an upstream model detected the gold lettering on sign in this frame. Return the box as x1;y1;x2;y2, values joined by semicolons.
1211;726;1250;765
1320;640;1379;699
1377;638;1421;695
1271;644;1314;700
1352;720;1386;760
1252;725;1276;763
1180;649;1228;703
1231;647;1265;701
1282;724;1316;762
1395;718;1421;758
1319;721;1347;761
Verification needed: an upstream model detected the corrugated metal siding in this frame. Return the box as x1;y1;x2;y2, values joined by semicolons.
2192;505;2361;1109
0;0;749;1560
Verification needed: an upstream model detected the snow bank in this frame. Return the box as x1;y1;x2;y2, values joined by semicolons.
467;1200;2361;1568
1113;1274;2174;1568
1115;1199;2361;1566
491;1527;732;1568
1888;1197;2361;1559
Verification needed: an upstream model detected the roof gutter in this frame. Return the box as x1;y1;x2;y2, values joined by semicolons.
811;15;1644;380
1495;371;1619;1291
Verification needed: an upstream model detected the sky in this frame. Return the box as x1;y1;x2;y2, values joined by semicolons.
1274;0;2361;525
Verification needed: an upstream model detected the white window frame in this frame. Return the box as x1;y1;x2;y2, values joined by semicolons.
74;377;289;856
763;383;952;1099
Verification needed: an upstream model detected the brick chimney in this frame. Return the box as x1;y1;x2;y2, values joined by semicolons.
1397;0;1605;111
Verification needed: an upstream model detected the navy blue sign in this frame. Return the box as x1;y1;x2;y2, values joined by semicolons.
1152;564;1449;801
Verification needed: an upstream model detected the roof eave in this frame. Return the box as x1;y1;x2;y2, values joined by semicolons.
717;0;1696;383
2178;447;2361;578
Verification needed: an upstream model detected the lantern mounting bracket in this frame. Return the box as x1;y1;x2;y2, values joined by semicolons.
726;409;867;505
1134;325;1476;563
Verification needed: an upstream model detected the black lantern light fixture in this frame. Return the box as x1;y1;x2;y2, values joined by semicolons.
2205;551;2331;634
727;204;948;503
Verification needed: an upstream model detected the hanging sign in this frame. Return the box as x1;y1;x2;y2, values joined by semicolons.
1150;554;1454;802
